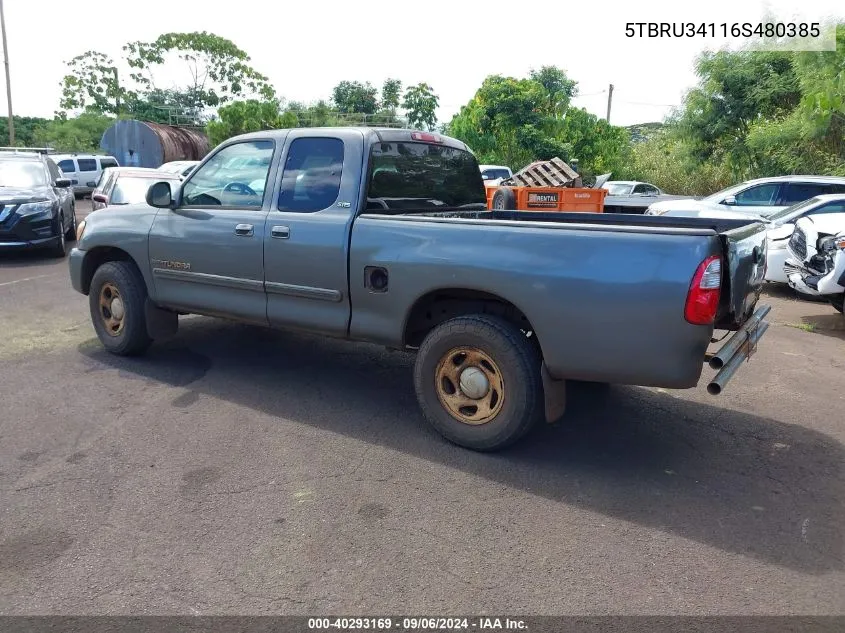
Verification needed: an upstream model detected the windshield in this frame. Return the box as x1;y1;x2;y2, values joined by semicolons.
603;183;633;195
0;160;47;188
702;182;752;203
111;176;177;204
366;142;487;212
481;168;510;180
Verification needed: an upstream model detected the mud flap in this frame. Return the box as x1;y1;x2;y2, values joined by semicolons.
145;299;178;340
541;363;566;423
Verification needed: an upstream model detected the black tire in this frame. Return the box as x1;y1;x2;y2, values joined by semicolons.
65;206;77;241
88;261;152;356
491;188;517;210
49;215;67;258
413;314;543;452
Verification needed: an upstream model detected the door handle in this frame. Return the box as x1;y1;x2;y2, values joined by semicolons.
271;225;290;239
235;223;254;237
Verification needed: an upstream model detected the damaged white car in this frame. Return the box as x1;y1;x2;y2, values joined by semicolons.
785;212;845;316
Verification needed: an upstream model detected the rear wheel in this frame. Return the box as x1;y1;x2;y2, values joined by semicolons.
491;188;517;210
413;315;542;451
88;261;151;356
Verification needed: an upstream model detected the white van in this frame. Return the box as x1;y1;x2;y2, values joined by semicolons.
51;154;120;196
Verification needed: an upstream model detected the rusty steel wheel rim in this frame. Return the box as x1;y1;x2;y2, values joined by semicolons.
434;346;505;425
98;282;125;336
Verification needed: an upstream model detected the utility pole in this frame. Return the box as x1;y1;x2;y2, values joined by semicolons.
606;83;614;125
0;0;13;145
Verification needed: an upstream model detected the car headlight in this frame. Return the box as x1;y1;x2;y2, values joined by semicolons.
76;219;86;242
818;236;837;253
17;201;53;217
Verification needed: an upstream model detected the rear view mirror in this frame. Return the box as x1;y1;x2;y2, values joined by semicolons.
146;181;174;208
92;194;108;204
55;178;72;188
724;195;737;205
86;181;97;187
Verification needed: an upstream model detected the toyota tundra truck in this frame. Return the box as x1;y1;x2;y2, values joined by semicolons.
68;128;771;451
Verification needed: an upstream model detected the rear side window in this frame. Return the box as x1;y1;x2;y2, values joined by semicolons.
77;159;97;172
277;137;344;213
734;183;779;206
813;202;845;215
100;158;119;169
58;159;76;173
780;183;835;204
367;142;486;211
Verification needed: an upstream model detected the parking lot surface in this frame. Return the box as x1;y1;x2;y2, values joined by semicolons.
1;201;844;614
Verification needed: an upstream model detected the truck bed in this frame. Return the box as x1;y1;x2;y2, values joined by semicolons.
349;209;767;388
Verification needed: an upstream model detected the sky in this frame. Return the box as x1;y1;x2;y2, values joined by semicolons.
1;0;843;128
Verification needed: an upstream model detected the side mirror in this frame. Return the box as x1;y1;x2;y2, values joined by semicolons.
86;180;97;188
146;181;174;208
55;178;72;188
723;195;737;205
92;194;108;204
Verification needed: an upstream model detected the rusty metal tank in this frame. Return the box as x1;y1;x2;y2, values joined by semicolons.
100;119;210;168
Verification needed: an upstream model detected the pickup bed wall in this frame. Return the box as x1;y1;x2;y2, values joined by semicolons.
349;214;724;388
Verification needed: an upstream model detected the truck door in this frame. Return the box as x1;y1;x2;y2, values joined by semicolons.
263;129;363;335
148;138;277;324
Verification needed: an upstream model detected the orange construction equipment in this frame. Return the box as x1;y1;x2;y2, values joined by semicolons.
485;157;606;213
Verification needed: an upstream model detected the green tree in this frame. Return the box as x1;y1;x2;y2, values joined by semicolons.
206;99;284;146
58;32;273;118
529;66;577;117
32;112;114;153
447;75;566;167
677;49;800;172
124;31;275;110
331;81;378;115
59;51;136;115
402;82;439;131
381;78;402;112
0;116;50;146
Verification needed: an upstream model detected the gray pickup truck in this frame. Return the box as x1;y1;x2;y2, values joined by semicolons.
69;128;771;451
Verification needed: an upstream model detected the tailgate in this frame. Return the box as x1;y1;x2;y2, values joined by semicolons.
715;220;767;330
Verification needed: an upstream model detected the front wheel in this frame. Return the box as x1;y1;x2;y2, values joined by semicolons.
49;217;66;258
65;206;77;241
88;261;151;356
413;315;543;451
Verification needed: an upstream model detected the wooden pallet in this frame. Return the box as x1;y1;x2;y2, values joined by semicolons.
502;157;582;188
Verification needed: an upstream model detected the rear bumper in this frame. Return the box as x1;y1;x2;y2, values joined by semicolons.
68;248;86;294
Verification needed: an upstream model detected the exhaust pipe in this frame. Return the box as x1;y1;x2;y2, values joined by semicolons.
707;321;769;395
709;304;771;370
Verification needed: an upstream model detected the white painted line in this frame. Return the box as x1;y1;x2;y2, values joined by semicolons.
0;273;59;288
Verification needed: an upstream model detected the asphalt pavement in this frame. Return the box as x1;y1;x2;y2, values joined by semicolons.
1;201;843;614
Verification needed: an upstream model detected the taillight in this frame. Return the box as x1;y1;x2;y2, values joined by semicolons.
410;131;442;143
685;255;722;325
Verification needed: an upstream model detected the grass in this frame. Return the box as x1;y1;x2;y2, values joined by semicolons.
787;322;817;333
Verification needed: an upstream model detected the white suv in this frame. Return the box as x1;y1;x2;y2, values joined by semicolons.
52;154;120;196
645;176;845;219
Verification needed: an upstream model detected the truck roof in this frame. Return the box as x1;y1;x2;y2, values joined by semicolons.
230;127;472;153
